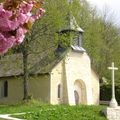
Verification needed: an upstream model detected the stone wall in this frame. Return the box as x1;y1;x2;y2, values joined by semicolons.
29;74;50;103
0;74;50;104
50;61;64;104
0;77;23;104
105;107;120;120
64;51;99;105
91;70;100;105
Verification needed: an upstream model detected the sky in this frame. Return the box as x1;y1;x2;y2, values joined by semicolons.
86;0;120;26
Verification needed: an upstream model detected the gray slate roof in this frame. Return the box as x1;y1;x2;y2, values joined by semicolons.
0;47;67;78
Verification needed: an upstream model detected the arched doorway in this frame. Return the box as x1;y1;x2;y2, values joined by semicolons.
74;80;87;105
74;90;79;105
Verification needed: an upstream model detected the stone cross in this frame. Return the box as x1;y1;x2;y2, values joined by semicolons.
108;62;118;108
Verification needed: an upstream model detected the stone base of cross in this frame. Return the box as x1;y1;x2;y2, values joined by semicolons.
109;98;118;108
103;107;120;120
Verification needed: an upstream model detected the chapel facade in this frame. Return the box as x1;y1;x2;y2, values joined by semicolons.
49;16;99;105
0;15;99;105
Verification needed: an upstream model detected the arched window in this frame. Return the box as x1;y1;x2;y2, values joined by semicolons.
4;81;8;97
58;84;61;98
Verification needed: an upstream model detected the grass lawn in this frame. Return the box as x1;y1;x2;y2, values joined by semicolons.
0;101;107;120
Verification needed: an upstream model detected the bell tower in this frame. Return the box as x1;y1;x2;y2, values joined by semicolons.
59;0;86;52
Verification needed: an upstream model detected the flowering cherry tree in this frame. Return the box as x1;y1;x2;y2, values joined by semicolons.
0;0;45;54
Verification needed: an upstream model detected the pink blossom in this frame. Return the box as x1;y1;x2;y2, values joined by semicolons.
0;33;16;54
15;27;27;44
0;0;45;54
17;13;30;25
0;7;13;31
32;8;45;22
20;1;34;14
0;5;12;18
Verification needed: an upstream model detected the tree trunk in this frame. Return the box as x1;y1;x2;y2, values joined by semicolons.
23;40;29;100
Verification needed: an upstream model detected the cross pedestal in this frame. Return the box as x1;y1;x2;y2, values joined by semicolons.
108;62;118;108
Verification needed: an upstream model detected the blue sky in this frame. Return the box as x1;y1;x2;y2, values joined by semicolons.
86;0;120;26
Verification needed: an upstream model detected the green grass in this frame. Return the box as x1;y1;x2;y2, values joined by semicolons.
0;101;107;120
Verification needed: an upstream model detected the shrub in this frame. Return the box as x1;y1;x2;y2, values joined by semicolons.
100;84;120;105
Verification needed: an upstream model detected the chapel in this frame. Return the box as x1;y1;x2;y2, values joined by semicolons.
0;0;100;105
0;15;99;105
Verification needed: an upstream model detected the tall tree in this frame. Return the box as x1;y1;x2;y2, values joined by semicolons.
18;0;70;100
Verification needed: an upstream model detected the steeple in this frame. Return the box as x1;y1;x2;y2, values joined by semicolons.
59;0;85;52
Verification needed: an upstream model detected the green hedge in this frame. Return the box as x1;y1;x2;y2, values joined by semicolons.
100;84;120;105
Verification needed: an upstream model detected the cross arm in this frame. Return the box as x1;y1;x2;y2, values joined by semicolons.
108;67;118;70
